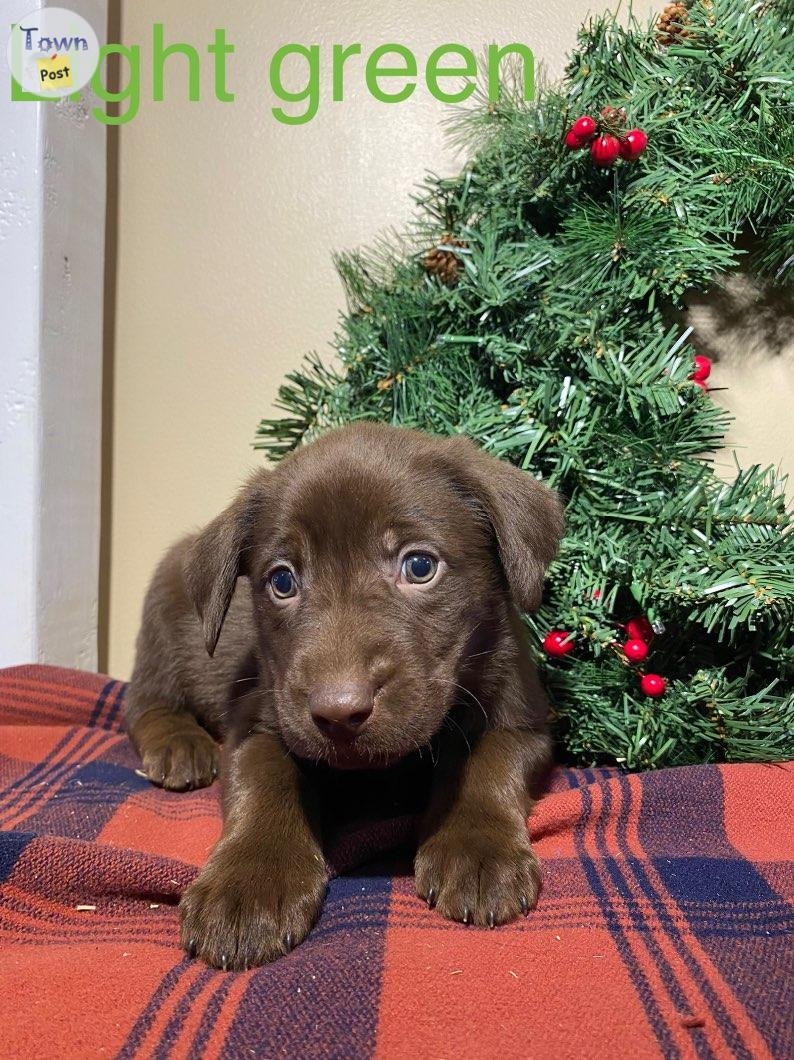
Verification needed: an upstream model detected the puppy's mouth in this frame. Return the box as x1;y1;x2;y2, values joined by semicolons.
324;741;392;770
280;714;440;772
291;731;409;771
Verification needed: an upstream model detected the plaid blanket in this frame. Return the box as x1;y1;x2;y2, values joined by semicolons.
0;665;791;1059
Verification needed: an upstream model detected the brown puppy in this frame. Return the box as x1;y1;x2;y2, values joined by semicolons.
124;423;565;969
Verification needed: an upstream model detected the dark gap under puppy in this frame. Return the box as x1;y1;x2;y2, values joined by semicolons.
124;423;565;970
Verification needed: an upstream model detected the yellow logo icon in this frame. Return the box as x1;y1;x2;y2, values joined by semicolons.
37;52;72;90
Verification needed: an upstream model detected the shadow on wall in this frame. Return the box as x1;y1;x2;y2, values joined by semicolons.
686;271;794;363
98;0;121;673
676;231;794;503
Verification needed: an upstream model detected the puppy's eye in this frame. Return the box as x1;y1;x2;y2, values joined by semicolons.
401;552;438;585
269;567;297;599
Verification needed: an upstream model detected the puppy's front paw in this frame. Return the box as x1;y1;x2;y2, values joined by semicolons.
415;822;541;928
180;842;328;970
141;728;219;791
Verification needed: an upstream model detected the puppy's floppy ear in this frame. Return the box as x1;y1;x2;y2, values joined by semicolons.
443;436;565;612
183;475;265;656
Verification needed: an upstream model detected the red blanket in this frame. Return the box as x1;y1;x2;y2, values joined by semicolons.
0;665;791;1058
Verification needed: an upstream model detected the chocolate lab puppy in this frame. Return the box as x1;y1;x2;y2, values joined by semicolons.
125;423;564;969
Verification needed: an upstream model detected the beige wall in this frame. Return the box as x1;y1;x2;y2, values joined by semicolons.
106;0;792;678
687;276;794;489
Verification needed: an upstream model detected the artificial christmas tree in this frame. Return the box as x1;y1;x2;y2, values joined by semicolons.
255;0;794;769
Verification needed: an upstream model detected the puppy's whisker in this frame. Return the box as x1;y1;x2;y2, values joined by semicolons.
464;647;499;663
442;714;472;758
454;683;490;725
431;676;490;726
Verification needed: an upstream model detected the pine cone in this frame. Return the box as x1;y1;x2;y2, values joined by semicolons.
657;1;689;45
423;234;467;286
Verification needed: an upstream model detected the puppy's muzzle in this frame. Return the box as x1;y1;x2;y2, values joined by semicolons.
308;681;374;742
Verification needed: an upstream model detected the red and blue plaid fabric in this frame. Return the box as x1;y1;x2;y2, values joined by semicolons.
0;665;791;1058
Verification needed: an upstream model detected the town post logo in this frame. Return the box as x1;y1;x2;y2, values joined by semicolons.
7;7;100;98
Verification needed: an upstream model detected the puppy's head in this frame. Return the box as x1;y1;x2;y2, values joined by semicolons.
185;424;564;768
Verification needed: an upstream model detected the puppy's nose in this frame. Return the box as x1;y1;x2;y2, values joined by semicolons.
309;682;374;740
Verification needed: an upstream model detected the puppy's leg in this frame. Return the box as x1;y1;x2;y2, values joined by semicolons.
126;701;219;792
124;537;236;792
125;627;221;792
180;732;327;970
415;727;551;927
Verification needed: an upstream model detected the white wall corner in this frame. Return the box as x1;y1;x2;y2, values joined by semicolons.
0;0;107;669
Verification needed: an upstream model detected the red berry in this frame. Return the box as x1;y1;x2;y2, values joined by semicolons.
626;616;654;643
691;354;712;381
571;115;597;141
618;128;648;161
565;129;588;150
590;134;621;168
543;630;575;657
640;673;667;697
623;638;649;663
